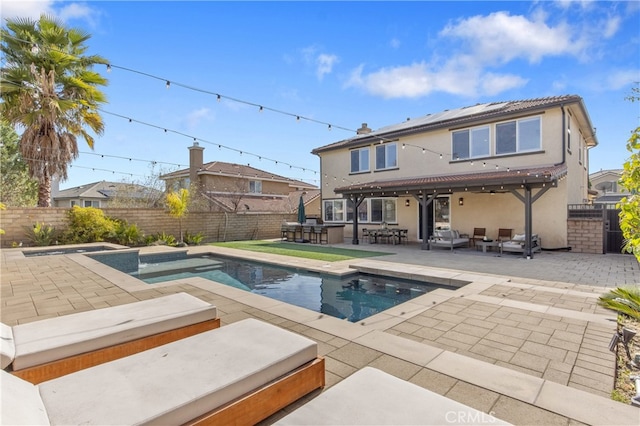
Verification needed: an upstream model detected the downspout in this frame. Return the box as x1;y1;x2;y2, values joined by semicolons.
556;105;566;166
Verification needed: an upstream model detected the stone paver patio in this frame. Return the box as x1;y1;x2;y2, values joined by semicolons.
2;242;639;425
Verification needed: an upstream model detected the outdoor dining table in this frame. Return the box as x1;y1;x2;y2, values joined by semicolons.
368;228;408;245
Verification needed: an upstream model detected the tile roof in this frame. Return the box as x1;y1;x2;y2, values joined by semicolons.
161;161;317;189
334;164;567;195
54;181;161;200
313;95;592;154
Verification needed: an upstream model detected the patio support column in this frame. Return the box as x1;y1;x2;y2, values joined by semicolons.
350;194;367;245
421;193;438;250
524;185;533;258
510;184;552;259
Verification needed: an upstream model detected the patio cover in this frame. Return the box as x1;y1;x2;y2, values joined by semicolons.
334;163;567;258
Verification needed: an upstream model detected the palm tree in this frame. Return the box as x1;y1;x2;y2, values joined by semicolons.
1;15;108;207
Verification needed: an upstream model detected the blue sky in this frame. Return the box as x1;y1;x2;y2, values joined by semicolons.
2;1;639;190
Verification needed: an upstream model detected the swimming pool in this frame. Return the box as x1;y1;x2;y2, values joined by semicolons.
124;254;455;323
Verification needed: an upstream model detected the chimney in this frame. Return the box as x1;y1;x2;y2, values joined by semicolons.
189;142;204;186
357;123;372;135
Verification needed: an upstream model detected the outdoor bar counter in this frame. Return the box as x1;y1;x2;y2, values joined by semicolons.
319;224;346;244
281;223;345;244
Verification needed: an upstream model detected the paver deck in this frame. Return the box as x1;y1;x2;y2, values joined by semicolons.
2;242;639;425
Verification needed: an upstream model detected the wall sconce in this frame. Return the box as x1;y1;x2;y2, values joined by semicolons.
405;199;410;207
458;197;464;206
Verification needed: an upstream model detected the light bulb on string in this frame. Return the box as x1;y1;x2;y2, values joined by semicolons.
166;81;171;89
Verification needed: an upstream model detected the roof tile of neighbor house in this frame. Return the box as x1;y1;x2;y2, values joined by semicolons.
313;94;593;154
162;161;316;189
55;181;160;200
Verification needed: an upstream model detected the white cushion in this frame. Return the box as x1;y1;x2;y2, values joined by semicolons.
513;234;525;241
39;318;317;425
1;322;15;369
276;367;510;425
0;371;50;425
11;292;217;370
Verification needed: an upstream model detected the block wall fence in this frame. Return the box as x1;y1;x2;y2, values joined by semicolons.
567;218;604;254
1;208;606;253
0;208;297;248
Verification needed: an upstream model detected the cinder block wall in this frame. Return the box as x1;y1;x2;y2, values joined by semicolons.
567;218;604;254
0;208;296;247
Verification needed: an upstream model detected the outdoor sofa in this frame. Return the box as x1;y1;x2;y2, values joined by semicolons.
429;230;470;250
500;233;542;254
1;318;325;425
275;367;510;425
1;292;220;383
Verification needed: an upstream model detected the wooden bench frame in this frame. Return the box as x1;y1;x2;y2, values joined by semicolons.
186;357;325;426
10;318;220;384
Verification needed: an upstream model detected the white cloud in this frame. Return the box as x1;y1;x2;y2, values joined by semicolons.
301;45;339;80
602;15;621;39
183;107;213;129
0;0;55;20
604;69;640;91
440;11;580;65
316;53;338;80
389;38;401;49
0;1;99;27
480;73;528;96
345;60;526;99
346;10;602;99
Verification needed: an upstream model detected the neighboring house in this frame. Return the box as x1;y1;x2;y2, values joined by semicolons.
52;181;164;208
589;169;629;204
312;95;598;255
160;143;320;215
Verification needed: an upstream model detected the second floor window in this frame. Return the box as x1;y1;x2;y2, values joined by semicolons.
249;180;262;193
350;147;370;173
452;126;490;160
496;116;541;155
375;143;397;170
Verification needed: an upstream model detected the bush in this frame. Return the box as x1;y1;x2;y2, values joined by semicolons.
24;222;58;246
62;206;115;244
109;220;142;246
183;231;204;246
148;232;177;247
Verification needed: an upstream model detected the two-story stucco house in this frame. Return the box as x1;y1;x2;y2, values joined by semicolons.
312;95;598;256
161;143;320;215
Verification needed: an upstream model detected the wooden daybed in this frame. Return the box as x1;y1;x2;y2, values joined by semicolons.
2;318;325;425
1;292;220;383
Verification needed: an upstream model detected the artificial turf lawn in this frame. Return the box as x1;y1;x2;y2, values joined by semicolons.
210;240;389;262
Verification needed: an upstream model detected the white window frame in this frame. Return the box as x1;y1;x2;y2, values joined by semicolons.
248;180;262;194
451;126;490;160
375;143;398;170
369;198;397;224
350;147;370;173
323;199;345;222
496;116;541;155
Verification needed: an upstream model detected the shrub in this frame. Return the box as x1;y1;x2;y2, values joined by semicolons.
148;232;177;247
109;220;142;246
183;231;204;246
24;222;58;246
62;206;115;244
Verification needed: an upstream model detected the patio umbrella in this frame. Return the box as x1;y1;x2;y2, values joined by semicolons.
297;195;306;224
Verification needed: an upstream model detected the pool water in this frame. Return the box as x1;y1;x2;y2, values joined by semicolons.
128;255;454;323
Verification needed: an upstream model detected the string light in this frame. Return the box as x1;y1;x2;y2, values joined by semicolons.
5;33;531;186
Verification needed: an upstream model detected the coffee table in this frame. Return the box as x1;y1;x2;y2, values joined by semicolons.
476;240;500;253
